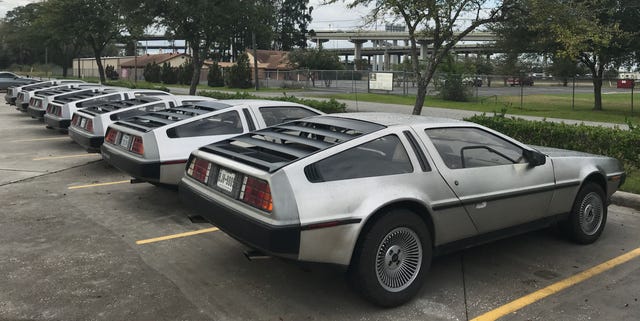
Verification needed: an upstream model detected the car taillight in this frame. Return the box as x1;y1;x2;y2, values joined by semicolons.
187;157;212;184
46;104;52;113
29;98;35;106
130;136;144;155
86;119;93;132
36;100;42;108
55;106;62;117
105;128;118;144
71;114;79;126
240;176;273;212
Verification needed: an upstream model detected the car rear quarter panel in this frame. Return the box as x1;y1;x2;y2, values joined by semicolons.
547;155;624;214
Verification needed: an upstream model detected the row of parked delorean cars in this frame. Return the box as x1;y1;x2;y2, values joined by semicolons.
4;79;626;307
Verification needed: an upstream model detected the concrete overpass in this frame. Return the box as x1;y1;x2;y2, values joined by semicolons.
308;30;498;70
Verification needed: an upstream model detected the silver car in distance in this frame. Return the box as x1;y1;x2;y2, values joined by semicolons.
179;113;626;307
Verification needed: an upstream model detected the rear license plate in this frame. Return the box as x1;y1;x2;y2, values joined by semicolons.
119;134;131;148
80;118;87;128
216;169;235;192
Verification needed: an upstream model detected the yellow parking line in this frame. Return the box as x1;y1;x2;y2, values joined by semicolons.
33;154;99;161
472;247;640;321
68;180;130;190
136;227;220;245
12;137;70;143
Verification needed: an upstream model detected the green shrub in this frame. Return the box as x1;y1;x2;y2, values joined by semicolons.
465;114;640;171
197;90;346;114
105;80;170;93
177;60;194;85
161;62;178;84
207;62;225;87
143;63;161;83
226;53;252;88
436;73;471;101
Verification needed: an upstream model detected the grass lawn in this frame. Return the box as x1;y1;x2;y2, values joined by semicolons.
321;92;640;125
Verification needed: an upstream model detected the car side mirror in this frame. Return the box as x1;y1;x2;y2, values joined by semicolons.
523;149;546;167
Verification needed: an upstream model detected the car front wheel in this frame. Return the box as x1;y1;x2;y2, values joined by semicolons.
349;209;432;307
566;182;607;244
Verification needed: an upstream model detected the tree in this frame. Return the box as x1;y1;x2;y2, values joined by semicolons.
273;0;313;50
330;0;517;115
546;56;583;86
288;48;343;87
154;0;228;94
494;0;640;110
226;53;252;88
207;62;225;87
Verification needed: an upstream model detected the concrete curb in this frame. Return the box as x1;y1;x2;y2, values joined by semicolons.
611;191;640;211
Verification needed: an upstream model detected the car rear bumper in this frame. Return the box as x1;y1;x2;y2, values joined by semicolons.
68;127;103;152
44;115;70;130
179;178;301;257
27;107;45;119
18;103;29;112
101;144;161;182
4;95;15;105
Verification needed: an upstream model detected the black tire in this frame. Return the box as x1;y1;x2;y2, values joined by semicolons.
349;209;432;307
566;182;607;244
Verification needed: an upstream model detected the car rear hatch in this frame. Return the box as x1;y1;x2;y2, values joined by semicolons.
104;102;229;158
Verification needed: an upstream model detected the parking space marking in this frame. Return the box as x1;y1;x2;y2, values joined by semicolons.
12;137;70;143
136;227;220;245
32;154;100;161
68;180;130;190
471;247;640;321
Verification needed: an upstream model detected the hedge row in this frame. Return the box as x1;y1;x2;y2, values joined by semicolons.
105;80;171;93
465;114;640;170
197;90;347;114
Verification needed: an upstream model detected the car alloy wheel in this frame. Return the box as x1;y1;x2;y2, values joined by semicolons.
375;227;422;292
566;182;607;244
578;192;603;236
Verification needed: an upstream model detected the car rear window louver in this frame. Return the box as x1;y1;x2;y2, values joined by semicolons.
114;103;229;133
200;116;386;172
81;100;143;116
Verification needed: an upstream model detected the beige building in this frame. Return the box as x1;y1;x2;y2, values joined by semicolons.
119;53;192;82
72;56;135;80
205;49;295;81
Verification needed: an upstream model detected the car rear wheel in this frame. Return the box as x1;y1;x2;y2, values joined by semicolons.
566;182;607;244
349;209;431;307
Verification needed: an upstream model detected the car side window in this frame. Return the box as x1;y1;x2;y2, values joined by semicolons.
305;134;413;182
258;106;319;127
425;127;524;169
168;110;244;138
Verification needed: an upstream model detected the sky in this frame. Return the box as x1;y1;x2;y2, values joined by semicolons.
1;0;373;30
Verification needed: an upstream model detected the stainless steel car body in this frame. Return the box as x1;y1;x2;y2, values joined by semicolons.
26;84;104;116
101;100;323;185
68;95;216;151
44;88;171;130
13;79;86;108
180;113;625;266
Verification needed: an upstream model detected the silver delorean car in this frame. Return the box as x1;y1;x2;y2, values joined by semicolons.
44;88;171;131
69;95;216;152
178;113;625;307
26;84;104;118
101;99;323;186
11;79;85;108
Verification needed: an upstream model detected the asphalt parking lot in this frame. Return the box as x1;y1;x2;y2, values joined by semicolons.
1;101;639;321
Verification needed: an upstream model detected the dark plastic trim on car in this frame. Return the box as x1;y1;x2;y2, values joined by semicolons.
179;180;301;256
101;145;161;181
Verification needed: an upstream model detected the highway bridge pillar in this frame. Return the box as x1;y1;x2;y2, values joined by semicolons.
418;40;431;61
350;39;367;70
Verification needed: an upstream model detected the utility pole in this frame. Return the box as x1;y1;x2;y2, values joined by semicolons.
253;32;259;91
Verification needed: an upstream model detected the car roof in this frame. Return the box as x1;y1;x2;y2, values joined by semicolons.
112;101;236;133
198;113;473;173
324;112;467;128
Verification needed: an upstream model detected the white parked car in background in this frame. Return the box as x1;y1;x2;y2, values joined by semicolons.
69;95;216;152
26;84;104;118
101;100;323;186
44;88;171;131
11;79;85;108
